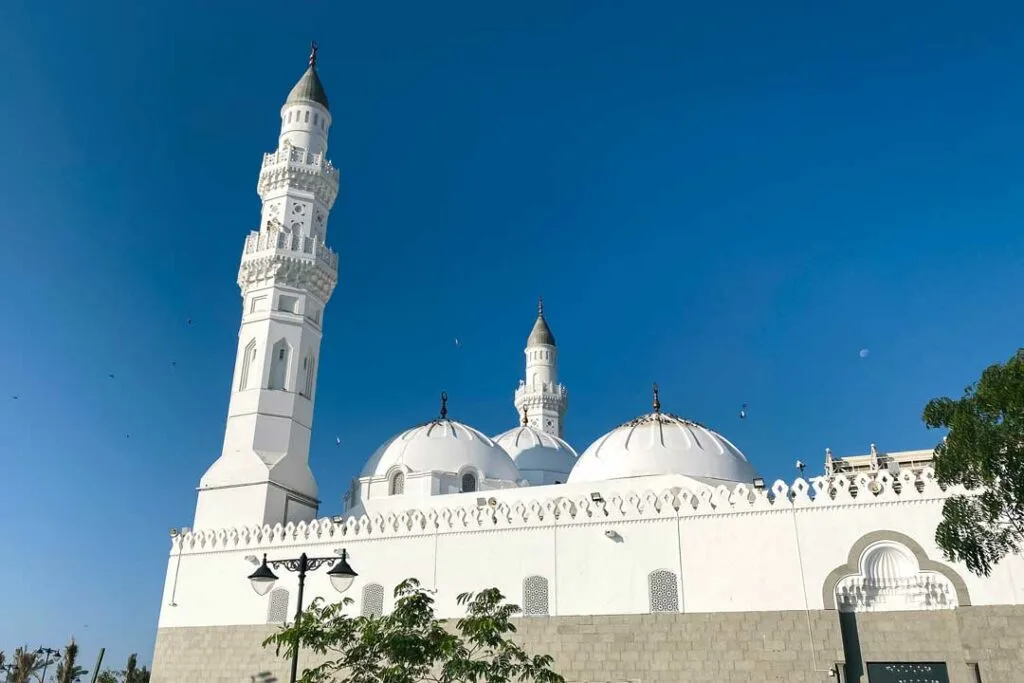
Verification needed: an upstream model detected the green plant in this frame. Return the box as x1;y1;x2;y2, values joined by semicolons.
56;639;88;683
924;347;1024;575
263;578;564;683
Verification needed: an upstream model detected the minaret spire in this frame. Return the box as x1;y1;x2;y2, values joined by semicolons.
514;298;568;437
308;41;319;68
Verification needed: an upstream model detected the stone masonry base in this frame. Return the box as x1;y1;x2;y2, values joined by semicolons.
152;606;1024;683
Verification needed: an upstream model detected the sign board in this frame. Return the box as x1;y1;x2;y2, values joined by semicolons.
866;662;950;683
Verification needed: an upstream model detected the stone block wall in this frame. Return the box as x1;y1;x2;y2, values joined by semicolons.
152;607;1024;683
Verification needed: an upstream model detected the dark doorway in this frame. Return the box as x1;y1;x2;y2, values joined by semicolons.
866;662;950;683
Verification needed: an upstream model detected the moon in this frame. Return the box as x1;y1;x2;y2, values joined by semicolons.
859;348;870;359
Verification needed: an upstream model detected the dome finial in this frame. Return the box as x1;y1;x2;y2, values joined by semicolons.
521;406;529;426
440;391;448;419
308;41;319;68
652;382;661;414
538;296;544;316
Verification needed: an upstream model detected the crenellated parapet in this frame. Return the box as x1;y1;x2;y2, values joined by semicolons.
257;144;340;209
237;224;338;302
173;467;957;554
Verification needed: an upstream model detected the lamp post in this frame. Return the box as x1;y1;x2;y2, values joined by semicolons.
247;550;357;683
35;647;61;683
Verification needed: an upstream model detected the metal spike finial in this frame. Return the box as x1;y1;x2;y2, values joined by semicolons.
308;41;319;68
537;296;544;317
440;391;448;419
521;406;529;426
652;382;661;414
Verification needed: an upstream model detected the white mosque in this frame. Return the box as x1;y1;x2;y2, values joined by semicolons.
151;49;1024;683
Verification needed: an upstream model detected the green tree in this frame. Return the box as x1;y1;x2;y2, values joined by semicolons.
55;639;88;683
263;578;564;683
122;654;137;683
923;347;1024;576
9;647;42;683
95;669;120;683
132;666;150;683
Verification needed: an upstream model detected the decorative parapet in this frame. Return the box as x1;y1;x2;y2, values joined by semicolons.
237;225;338;302
514;381;568;407
257;145;340;208
173;468;957;554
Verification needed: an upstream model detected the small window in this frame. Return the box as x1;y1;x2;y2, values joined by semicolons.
267;588;290;623
390;471;404;495
648;569;680;613
279;349;285;360
361;583;385;618
278;295;298;313
523;576;549;616
304;111;310;123
313;113;319;125
461;472;477;493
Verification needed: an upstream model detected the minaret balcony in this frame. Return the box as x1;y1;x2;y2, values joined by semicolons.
242;227;338;273
515;382;569;404
257;146;340;205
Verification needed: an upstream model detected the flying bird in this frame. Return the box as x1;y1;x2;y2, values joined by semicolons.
336;437;342;446
171;361;177;367
187;318;193;326
108;373;115;379
859;348;870;359
739;403;747;419
11;395;18;400
454;338;462;347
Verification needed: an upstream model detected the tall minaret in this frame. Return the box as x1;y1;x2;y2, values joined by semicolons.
193;44;340;530
514;298;568;437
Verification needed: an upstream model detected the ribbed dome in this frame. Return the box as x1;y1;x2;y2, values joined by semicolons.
361;418;520;482
493;425;578;474
862;545;917;583
527;315;556;346
286;66;329;110
568;412;758;485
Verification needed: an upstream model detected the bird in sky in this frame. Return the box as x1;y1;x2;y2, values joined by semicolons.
187;318;193;326
108;373;115;379
739;403;747;419
336;437;342;446
11;395;18;400
454;338;462;347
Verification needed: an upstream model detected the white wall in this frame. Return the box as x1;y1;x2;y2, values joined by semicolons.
160;470;1023;630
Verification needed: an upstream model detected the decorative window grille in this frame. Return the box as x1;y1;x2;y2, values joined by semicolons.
267;588;290;623
390;471;404;495
648;569;679;613
362;583;385;618
522;576;549;616
461;472;477;493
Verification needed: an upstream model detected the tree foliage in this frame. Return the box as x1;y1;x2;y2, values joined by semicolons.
95;669;121;683
263;578;564;683
56;638;88;683
923;348;1024;576
8;647;42;683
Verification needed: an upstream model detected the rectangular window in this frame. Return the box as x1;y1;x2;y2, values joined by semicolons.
865;662;949;683
278;295;298;313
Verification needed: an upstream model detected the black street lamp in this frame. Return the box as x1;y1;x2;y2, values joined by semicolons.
247;550;357;683
35;647;61;683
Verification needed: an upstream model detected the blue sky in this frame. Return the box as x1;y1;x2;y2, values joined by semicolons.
3;0;1024;668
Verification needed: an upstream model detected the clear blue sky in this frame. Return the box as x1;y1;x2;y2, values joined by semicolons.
2;0;1024;669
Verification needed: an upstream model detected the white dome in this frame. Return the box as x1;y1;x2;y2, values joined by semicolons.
361;418;520;483
567;412;758;485
862;544;917;583
493;425;578;475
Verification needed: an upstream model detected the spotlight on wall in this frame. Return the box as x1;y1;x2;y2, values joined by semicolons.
331;515;344;524
476;497;488;507
604;529;623;542
169;528;180;537
244;555;260;566
590;492;604;504
752;477;765;491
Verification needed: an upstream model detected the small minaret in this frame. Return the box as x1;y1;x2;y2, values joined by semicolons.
193;44;340;530
514;298;568;437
